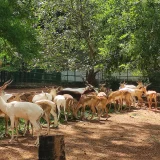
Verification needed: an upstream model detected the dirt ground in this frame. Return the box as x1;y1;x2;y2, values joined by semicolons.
0;88;160;160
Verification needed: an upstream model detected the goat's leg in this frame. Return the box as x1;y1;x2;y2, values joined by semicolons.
80;106;86;120
9;116;15;143
132;96;136;107
147;98;151;110
73;105;81;119
63;103;67;122
30;120;42;146
97;108;103;121
14;118;19;140
50;110;58;127
137;97;144;108
118;99;122;112
89;106;96;120
114;100;118;112
57;105;61;121
26;120;30;134
4;115;9;137
23;120;27;136
154;97;157;110
103;106;109;118
42;113;50;135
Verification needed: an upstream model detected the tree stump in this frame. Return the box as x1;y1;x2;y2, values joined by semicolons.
38;135;66;160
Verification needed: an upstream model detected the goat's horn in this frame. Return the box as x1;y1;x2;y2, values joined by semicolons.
145;83;151;87
0;79;13;90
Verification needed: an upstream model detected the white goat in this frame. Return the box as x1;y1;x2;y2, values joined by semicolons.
0;80;14;136
0;96;44;145
119;81;144;89
54;95;67;121
32;91;52;103
45;87;68;122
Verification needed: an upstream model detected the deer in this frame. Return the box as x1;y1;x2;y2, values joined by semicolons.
119;80;144;89
7;91;58;135
0;79;13;136
142;83;158;110
146;91;157;110
119;86;147;107
0;94;44;145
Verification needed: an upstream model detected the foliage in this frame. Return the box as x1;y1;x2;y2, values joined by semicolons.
98;0;160;75
0;0;159;80
0;0;41;71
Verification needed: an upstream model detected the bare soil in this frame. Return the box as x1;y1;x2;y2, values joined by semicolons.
0;88;160;160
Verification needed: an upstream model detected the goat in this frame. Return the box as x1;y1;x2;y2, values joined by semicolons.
119;81;144;89
98;83;112;95
32;91;52;103
146;91;157;110
45;87;68;122
121;91;133;111
54;95;67;121
119;87;147;107
7;92;35;135
77;92;109;121
7;92;58;135
141;83;157;110
107;90;124;112
0;80;13;136
57;82;97;101
74;92;98;120
63;94;77;120
93;93;109;120
35;99;58;134
0;96;44;145
45;77;98;121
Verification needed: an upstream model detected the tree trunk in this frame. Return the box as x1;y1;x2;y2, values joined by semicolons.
86;68;99;86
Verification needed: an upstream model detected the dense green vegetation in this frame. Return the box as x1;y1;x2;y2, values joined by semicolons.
0;0;159;83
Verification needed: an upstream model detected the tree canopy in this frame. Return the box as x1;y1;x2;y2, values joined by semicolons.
0;0;159;79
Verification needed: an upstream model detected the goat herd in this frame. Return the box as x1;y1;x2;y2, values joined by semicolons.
0;79;159;146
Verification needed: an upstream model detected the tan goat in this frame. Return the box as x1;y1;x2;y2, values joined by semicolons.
74;92;98;120
121;91;133;111
107;90;124;112
95;95;109;120
63;94;77;119
146;91;157;110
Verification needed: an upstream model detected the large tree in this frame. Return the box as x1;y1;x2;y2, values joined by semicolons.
98;0;160;75
0;0;41;71
1;0;159;84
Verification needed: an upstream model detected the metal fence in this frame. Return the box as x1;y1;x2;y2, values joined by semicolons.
0;70;61;85
0;70;159;92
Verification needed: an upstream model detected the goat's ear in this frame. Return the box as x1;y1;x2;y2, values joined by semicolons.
137;80;142;84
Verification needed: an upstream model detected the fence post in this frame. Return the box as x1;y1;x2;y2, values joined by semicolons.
38;135;66;160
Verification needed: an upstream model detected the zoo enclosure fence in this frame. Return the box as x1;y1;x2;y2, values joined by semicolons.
0;69;151;87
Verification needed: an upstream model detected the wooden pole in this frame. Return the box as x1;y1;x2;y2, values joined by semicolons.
38;135;66;160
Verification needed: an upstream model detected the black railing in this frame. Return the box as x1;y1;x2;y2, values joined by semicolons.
0;70;61;85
